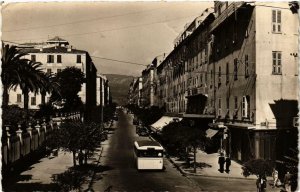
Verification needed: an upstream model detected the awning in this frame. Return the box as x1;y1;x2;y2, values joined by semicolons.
150;116;182;132
206;128;219;138
183;113;215;118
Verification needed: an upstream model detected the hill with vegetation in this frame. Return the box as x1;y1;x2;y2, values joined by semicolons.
105;74;135;106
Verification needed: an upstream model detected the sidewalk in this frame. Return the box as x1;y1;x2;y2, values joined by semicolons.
167;150;287;192
5;130;112;191
169;149;257;179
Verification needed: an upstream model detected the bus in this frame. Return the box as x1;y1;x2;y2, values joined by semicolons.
133;140;164;170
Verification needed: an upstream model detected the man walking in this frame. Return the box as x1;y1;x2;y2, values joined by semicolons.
225;155;231;173
218;153;225;173
272;168;279;187
284;171;292;192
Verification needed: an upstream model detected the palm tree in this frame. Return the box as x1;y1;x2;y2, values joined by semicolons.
1;44;29;106
1;43;54;112
17;60;48;111
40;72;61;105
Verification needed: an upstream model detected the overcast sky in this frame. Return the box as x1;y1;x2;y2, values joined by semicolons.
2;1;213;76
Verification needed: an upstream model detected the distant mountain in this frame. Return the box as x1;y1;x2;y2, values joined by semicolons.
105;74;135;106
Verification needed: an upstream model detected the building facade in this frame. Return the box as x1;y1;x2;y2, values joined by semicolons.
135;2;298;162
96;74;110;107
8;37;97;112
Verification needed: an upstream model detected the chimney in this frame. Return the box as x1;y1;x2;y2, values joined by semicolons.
67;45;72;52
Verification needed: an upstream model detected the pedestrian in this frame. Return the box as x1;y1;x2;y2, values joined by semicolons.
256;175;266;192
225;155;231;173
218;153;225;173
261;175;267;192
78;151;84;166
256;175;262;192
272;168;279;187
284;171;292;192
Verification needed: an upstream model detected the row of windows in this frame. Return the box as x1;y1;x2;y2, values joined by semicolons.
167;51;283;96
46;68;62;74
217;95;250;118
217;5;282;33
31;54;82;64
16;94;50;106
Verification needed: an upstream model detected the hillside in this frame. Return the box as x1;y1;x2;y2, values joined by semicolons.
105;74;135;106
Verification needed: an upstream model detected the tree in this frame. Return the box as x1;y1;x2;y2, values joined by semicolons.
58;119;83;166
161;120;208;173
78;122;101;164
40;72;61;105
51;67;85;112
242;159;273;178
1;44;29;107
49;119;101;167
18;60;49;111
1;44;50;111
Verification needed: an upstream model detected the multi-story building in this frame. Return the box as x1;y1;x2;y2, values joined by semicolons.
96;74;110;107
207;1;298;162
141;64;155;108
157;8;215;115
137;2;299;162
8;36;97;112
130;77;143;107
141;55;166;108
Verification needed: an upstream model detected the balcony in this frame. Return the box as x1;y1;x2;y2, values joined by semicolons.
186;86;209;97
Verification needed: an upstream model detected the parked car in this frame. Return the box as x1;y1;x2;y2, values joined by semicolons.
136;126;149;136
138;127;149;137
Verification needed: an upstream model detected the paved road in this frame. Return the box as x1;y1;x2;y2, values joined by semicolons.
86;109;201;192
189;176;258;192
86;109;280;192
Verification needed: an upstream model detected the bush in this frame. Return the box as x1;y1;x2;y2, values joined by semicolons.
242;159;273;177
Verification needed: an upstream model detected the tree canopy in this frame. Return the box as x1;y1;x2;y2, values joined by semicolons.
1;44;51;110
51;67;85;112
161;120;208;172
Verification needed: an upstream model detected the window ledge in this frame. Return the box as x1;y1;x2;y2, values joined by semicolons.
271;32;282;34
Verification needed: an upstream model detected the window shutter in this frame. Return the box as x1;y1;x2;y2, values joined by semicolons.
277;10;281;23
272;10;276;22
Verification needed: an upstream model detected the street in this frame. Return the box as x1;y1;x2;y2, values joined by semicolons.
85;109;260;192
85;109;200;192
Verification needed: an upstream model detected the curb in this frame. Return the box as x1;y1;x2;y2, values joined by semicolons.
86;146;104;190
149;136;257;180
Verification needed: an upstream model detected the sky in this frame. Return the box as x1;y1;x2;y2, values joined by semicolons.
2;1;214;76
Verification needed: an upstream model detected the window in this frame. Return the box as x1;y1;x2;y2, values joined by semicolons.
234;96;238;111
17;94;22;103
245;55;249;78
226;96;229;110
218;98;222;116
47;55;54;63
57;55;62;63
218;66;221;86
242;95;250;118
57;69;62;73
226;62;229;84
31;96;36;106
272;51;282;74
77;55;81;63
31;55;36;62
47;69;51;74
234;58;238;80
272;10;281;33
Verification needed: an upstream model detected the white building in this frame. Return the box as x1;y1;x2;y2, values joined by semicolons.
8;36;97;110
